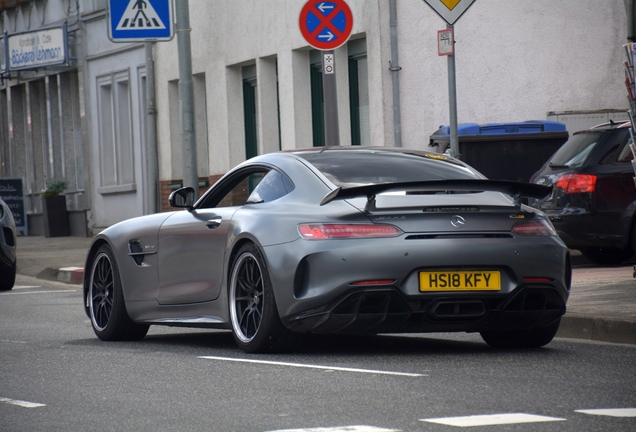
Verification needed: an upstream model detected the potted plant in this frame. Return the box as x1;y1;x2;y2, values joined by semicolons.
42;179;70;237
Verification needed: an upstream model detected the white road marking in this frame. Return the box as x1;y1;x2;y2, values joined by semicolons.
0;290;75;295
0;397;46;408
12;285;41;289
420;413;566;427
267;427;399;432
576;408;636;417
199;356;426;377
0;340;28;344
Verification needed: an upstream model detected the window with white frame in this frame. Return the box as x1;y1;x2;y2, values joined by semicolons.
97;70;135;194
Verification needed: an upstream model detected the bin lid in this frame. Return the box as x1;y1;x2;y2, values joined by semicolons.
431;120;566;139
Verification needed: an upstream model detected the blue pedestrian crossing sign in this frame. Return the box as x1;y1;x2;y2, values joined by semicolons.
108;0;174;42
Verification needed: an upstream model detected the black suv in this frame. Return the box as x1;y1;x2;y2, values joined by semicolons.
530;120;636;265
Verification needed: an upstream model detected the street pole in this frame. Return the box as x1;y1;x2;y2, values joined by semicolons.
322;50;340;147
389;0;402;147
447;24;459;158
145;42;159;214
175;0;198;198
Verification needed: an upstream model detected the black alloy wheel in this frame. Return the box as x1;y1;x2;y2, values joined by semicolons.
229;243;297;353
88;244;149;341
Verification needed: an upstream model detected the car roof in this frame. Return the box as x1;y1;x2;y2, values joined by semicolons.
284;145;442;156
589;120;630;130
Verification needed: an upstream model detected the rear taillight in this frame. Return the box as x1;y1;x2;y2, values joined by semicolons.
298;223;403;239
512;220;557;236
555;174;596;194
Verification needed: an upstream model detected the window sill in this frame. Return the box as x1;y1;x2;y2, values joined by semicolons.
98;183;137;195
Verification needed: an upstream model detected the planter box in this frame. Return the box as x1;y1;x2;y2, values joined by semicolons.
43;195;70;238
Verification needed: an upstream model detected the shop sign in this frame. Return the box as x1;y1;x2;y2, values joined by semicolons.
7;25;67;71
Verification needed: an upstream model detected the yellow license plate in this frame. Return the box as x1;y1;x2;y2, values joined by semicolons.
419;271;501;291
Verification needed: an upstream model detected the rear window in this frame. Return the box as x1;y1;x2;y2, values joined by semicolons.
296;150;482;187
548;130;605;167
616;138;635;163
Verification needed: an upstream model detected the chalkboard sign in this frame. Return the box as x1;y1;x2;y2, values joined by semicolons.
0;177;28;235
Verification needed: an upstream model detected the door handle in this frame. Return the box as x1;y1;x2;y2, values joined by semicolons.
206;217;222;229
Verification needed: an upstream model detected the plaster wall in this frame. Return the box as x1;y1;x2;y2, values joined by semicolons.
154;0;627;179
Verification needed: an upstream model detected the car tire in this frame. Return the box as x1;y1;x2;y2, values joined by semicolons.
229;243;297;353
0;261;16;291
88;244;149;341
579;247;634;265
480;318;561;349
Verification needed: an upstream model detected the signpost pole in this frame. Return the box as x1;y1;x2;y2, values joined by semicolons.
447;24;459;158
299;0;353;147
145;42;159;214
421;0;478;159
175;0;198;198
322;51;340;146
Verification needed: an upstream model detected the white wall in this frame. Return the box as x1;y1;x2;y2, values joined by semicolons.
154;0;628;178
397;0;627;147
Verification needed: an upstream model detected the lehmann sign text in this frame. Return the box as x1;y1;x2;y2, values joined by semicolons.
8;26;67;71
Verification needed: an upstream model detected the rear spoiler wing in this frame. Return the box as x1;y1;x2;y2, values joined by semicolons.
320;179;552;208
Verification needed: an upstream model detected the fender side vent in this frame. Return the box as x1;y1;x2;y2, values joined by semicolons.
128;240;145;266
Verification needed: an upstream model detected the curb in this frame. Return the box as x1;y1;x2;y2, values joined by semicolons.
558;315;636;345
36;267;84;285
57;267;84;284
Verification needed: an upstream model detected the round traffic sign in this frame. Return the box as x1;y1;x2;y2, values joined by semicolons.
299;0;354;51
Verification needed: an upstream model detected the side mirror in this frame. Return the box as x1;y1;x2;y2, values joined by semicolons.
169;187;195;211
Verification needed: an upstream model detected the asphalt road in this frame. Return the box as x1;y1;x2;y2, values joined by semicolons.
1;275;635;432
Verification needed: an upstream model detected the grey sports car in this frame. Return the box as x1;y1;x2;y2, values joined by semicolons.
0;198;17;291
83;146;571;352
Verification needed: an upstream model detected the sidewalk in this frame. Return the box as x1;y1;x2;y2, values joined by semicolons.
16;235;93;284
14;235;636;345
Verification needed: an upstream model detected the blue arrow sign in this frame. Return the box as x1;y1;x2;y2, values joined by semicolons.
299;0;353;51
108;0;174;42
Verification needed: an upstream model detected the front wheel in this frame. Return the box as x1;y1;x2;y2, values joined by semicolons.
480;318;561;349
88;244;149;341
229;243;297;353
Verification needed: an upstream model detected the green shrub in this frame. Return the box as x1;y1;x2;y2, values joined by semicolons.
42;179;68;197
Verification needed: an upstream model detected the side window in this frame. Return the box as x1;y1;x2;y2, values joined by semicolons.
246;170;294;204
598;144;620;165
599;129;631;165
198;169;293;209
616;138;634;163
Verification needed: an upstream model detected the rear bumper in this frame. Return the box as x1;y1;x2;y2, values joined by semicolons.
281;285;567;335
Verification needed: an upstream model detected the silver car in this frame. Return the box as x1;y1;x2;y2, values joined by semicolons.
0;198;17;291
83;147;571;352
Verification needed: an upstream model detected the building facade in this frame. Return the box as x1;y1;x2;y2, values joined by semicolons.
152;0;628;210
0;0;630;235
